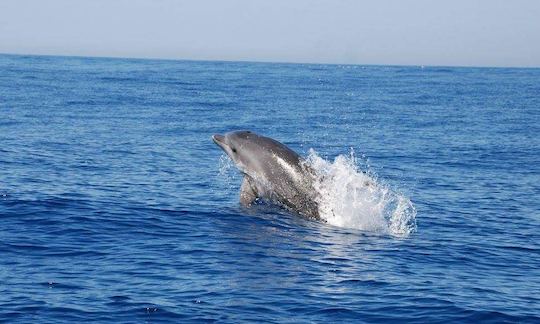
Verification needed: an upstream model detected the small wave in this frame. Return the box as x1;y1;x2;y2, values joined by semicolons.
306;149;417;237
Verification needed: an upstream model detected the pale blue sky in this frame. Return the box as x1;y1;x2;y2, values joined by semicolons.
1;0;539;67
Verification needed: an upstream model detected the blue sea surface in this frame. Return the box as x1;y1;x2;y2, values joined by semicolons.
1;54;539;322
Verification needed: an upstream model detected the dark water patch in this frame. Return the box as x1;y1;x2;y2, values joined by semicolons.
496;245;539;254
2;243;50;252
99;76;139;82
39;281;85;291
337;279;391;288
64;99;100;106
462;310;539;323
0;120;23;127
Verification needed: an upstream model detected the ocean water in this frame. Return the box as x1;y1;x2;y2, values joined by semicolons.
0;53;539;322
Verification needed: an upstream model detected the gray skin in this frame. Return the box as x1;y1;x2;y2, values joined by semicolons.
213;130;321;221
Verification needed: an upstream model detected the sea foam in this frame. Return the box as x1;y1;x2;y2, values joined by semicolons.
306;149;417;237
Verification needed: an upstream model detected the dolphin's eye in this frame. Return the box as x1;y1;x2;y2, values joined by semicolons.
232;148;237;153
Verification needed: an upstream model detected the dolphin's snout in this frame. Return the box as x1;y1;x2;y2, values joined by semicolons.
212;134;226;146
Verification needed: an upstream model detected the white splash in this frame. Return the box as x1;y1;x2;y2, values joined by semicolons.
306;149;417;237
218;153;240;191
219;153;235;176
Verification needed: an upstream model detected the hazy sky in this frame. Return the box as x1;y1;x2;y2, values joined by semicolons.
1;0;539;67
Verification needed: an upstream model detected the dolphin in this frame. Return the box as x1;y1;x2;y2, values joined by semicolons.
212;130;321;221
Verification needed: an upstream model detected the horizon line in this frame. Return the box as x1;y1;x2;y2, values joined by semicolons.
1;51;539;70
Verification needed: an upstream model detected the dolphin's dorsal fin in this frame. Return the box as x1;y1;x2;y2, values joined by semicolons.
240;176;258;206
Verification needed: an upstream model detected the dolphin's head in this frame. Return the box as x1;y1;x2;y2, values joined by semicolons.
212;130;260;174
213;130;303;180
